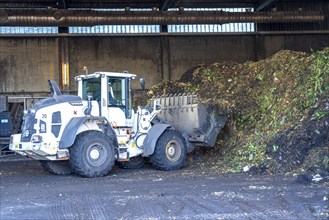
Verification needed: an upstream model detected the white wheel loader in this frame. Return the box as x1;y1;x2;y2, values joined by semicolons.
10;71;227;177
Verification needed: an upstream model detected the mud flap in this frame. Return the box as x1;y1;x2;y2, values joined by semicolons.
142;124;172;156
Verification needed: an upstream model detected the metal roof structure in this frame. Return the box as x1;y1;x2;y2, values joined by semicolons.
0;0;327;31
0;1;270;9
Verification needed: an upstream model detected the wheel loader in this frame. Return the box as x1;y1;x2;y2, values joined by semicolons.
9;71;227;177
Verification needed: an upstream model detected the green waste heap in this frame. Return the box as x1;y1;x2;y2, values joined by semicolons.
148;48;329;174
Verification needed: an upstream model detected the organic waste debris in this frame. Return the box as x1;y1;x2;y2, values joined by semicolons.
146;48;329;178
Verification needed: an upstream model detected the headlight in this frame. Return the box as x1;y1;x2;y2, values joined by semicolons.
31;135;43;143
23;130;30;137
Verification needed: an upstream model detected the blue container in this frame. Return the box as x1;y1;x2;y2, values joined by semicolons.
0;112;12;137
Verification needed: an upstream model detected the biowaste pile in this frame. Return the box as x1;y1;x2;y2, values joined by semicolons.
147;48;329;176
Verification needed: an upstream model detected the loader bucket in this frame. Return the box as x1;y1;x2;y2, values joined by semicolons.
152;94;227;147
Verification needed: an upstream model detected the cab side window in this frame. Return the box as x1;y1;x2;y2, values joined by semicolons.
82;78;101;101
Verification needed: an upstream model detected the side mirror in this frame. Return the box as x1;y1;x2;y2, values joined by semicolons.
140;78;145;90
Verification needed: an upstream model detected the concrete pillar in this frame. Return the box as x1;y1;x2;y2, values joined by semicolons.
160;36;171;81
58;27;70;92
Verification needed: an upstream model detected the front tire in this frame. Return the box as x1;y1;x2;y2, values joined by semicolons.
69;131;115;178
150;130;187;171
40;160;73;175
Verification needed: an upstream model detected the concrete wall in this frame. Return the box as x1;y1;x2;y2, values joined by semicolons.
167;35;256;81
68;36;162;91
0;32;328;94
0;38;58;93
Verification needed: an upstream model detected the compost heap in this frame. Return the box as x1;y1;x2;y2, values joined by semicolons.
148;48;329;175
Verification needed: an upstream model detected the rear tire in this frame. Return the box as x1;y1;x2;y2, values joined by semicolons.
117;155;145;169
69;131;115;178
40;160;73;175
150;130;187;171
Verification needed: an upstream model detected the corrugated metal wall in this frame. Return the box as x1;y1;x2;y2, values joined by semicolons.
167;8;254;33
0;27;57;34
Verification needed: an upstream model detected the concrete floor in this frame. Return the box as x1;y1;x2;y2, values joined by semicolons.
0;157;328;219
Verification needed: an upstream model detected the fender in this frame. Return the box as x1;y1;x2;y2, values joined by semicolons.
59;116;106;149
142;123;172;156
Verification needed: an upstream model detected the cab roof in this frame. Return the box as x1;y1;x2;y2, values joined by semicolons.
75;71;136;81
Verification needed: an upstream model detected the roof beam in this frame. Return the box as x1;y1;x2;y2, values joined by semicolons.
256;0;278;11
178;0;257;8
0;0;258;9
161;0;173;11
0;9;324;26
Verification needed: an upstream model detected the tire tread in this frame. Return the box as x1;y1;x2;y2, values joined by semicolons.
150;130;187;171
69;131;115;178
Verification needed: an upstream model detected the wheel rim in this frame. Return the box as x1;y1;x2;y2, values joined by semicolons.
86;143;107;166
165;140;182;162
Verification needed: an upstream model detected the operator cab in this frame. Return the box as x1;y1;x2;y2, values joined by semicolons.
76;72;136;126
